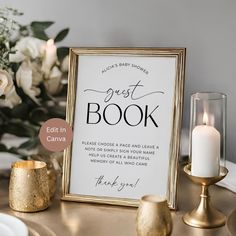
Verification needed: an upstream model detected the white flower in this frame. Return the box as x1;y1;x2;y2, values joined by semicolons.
9;37;45;63
44;66;62;95
0;70;21;108
31;62;43;85
4;87;22;108
16;61;40;104
0;69;13;96
61;55;69;72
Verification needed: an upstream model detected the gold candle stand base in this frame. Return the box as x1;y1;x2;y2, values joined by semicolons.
183;164;228;228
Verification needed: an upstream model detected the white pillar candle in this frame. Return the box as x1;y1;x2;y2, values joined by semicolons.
191;114;220;177
41;39;57;78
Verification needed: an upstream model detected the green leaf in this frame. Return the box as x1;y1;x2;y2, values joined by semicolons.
11;103;29;119
3;122;38;138
54;28;69;42
19;137;39;150
57;47;69;62
8;147;19;155
32;30;49;41
10;62;20;74
30;21;54;30
29;108;49;124
30;21;54;40
0;143;7;152
48;106;66;119
38;82;53;101
0;108;11;121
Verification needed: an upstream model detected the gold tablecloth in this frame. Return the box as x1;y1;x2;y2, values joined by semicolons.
0;169;235;236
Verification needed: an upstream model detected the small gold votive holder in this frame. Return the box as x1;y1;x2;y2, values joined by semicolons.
9;160;50;212
136;195;172;236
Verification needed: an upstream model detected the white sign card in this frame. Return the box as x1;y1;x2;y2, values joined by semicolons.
62;48;186;209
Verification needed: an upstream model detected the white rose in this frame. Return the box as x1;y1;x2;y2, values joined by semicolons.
9;37;45;63
16;61;40;104
0;69;13;96
61;55;69;72
44;66;62;95
0;70;21;108
4;87;22;108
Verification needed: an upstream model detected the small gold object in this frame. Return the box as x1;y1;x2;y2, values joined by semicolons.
183;164;228;228
136;195;172;236
32;152;63;199
9;160;50;212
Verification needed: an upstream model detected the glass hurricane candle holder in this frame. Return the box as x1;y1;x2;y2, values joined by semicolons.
183;92;228;228
189;92;227;177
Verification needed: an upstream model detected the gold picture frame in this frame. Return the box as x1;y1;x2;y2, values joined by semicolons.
62;48;186;209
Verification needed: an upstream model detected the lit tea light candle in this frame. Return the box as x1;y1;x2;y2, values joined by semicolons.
191;112;220;177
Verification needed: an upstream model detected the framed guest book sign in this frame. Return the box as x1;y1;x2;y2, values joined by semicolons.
62;48;186;209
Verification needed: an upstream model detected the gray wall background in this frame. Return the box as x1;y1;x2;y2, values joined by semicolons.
1;0;236;162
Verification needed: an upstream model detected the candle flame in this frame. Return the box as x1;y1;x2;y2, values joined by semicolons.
203;112;208;125
47;39;54;46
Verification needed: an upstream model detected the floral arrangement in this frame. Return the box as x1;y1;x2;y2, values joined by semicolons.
0;8;69;157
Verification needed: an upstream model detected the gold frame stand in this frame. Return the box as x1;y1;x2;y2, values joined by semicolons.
183;164;228;228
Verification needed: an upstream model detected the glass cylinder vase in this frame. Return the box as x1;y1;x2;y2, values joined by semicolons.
189;92;226;177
